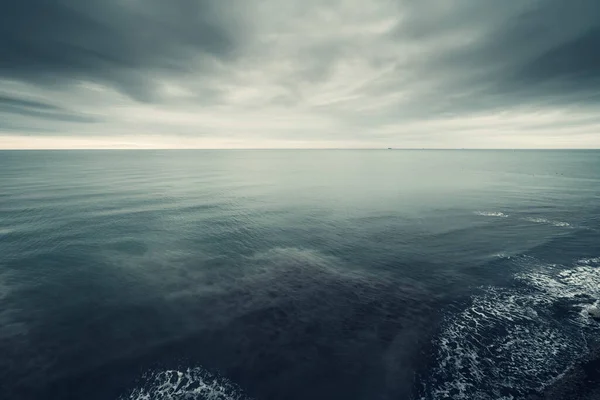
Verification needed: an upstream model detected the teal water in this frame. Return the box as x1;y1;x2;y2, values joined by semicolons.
1;150;599;399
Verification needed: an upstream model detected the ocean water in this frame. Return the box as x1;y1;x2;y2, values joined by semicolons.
0;149;599;400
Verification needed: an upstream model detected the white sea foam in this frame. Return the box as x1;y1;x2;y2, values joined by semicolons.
420;256;600;400
474;211;509;218
523;217;571;227
585;301;600;319
578;257;600;266
518;264;600;304
495;253;511;259
0;228;13;235
121;367;249;400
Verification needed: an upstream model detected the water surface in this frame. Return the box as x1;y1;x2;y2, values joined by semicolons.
1;150;599;399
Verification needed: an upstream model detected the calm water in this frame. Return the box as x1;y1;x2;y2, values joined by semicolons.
1;150;599;400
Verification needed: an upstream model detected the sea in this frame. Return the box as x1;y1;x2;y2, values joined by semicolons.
1;149;599;400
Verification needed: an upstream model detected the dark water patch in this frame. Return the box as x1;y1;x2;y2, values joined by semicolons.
535;343;600;400
12;248;443;400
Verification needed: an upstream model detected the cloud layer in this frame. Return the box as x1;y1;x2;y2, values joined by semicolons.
1;0;599;148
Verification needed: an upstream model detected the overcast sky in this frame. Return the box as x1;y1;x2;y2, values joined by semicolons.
1;0;599;149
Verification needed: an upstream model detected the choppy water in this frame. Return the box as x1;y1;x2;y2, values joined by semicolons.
1;150;599;400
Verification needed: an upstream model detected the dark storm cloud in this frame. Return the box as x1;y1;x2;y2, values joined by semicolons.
0;121;57;133
0;0;242;101
0;94;98;123
520;28;600;87
0;95;64;112
501;0;600;88
399;0;600;111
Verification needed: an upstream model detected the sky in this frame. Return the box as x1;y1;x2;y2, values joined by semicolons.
0;0;599;149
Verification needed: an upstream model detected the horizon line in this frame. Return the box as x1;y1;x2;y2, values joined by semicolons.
0;148;599;151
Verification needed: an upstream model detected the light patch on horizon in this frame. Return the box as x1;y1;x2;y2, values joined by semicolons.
0;0;599;149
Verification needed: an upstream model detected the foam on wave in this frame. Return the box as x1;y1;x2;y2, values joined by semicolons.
120;367;250;400
419;256;600;400
579;257;600;266
586;301;600;319
474;212;574;228
523;217;571;228
474;211;509;218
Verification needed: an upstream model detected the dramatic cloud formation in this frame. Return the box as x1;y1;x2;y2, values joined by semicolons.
0;0;599;148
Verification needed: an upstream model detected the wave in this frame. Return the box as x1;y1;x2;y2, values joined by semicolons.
519;257;600;306
523;217;571;228
578;257;600;266
120;367;250;400
474;212;574;228
474;211;509;218
586;301;600;319
419;255;600;400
